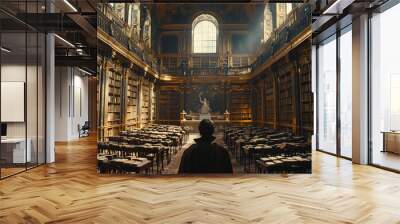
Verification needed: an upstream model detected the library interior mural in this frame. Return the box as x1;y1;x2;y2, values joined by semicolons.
97;2;312;174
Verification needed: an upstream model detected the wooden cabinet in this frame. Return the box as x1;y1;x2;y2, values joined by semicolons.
382;132;400;154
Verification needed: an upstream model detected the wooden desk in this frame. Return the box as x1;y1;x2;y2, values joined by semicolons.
382;131;400;154
1;138;32;164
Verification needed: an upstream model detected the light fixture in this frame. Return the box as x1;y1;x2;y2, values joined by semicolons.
78;67;93;76
63;0;78;12
1;47;11;53
54;34;75;48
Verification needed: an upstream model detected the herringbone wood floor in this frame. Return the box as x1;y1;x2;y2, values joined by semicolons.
1;136;400;224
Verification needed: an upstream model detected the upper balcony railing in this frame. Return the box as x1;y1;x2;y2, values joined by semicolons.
97;6;160;72
160;54;252;76
251;3;312;71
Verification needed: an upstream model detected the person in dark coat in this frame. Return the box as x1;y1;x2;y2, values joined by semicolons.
178;119;233;174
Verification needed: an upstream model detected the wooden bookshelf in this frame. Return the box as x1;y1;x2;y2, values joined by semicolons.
230;88;251;121
251;82;263;122
124;69;139;130
158;90;180;122
141;79;151;127
265;75;275;124
299;63;313;130
97;60;103;141
151;83;156;122
278;71;293;127
105;66;123;137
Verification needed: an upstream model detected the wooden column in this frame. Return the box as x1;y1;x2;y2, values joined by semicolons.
179;84;185;114
293;63;301;135
273;71;279;129
137;76;143;128
261;75;266;127
97;57;107;141
155;83;160;123
103;59;111;139
121;66;128;130
226;84;232;113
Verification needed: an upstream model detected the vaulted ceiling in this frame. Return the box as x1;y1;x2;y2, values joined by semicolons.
152;4;264;25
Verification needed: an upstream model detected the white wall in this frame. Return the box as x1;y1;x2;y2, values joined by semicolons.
71;72;89;138
1;65;35;137
55;67;69;141
1;65;27;142
1;63;46;163
55;67;89;141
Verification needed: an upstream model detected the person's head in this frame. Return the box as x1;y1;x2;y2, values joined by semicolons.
199;119;215;137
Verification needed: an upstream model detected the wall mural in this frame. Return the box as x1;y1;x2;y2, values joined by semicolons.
184;84;224;115
97;3;312;176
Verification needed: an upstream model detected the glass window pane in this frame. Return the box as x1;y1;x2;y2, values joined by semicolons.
1;31;28;177
27;31;38;169
318;36;337;154
193;20;217;53
371;3;400;171
340;28;352;158
0;0;46;179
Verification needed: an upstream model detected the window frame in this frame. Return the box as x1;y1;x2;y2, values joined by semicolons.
192;14;218;54
368;1;400;172
315;23;353;161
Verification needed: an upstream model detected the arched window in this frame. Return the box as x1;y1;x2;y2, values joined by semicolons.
262;5;273;43
193;14;218;53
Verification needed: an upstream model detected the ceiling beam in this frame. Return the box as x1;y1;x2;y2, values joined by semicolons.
67;13;97;39
55;55;96;70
